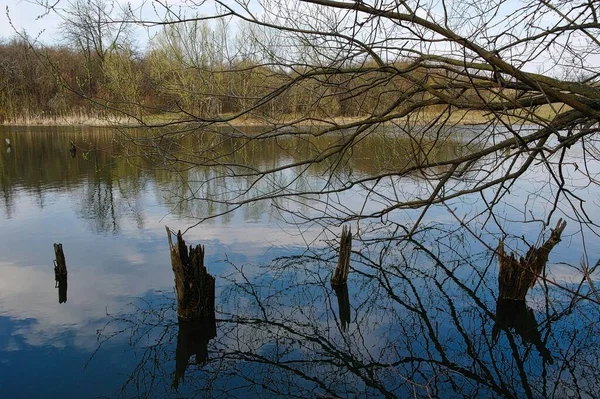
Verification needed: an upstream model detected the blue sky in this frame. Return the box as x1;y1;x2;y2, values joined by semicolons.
2;0;63;41
1;0;239;47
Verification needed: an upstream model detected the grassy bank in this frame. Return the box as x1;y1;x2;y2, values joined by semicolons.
1;105;566;128
1;112;137;127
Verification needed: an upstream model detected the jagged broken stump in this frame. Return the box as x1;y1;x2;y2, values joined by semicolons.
166;227;215;321
331;225;352;286
497;219;567;301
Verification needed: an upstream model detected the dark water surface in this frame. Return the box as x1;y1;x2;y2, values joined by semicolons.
0;126;598;398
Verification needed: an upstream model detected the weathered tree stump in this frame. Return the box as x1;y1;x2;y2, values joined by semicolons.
173;317;217;389
166;226;215;321
497;218;567;301
332;283;351;331
331;225;352;286
53;243;67;278
53;243;68;304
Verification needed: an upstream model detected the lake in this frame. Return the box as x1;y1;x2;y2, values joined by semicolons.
0;125;598;398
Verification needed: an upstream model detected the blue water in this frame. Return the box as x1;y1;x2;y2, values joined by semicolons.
0;126;598;398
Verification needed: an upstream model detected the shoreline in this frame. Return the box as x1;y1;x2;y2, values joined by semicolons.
0;108;559;128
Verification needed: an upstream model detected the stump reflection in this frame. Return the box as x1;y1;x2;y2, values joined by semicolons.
174;317;217;389
493;299;553;364
332;283;351;331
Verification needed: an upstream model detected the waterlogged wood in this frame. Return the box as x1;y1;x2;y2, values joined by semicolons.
53;243;67;277
166;226;215;321
331;225;352;286
53;243;68;304
497;218;567;301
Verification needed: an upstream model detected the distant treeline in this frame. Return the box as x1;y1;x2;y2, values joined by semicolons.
0;20;487;124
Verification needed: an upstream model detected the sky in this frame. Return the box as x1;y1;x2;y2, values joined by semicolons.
1;0;251;51
2;0;63;41
0;0;589;75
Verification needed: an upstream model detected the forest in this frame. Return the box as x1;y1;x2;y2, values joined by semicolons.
0;4;527;126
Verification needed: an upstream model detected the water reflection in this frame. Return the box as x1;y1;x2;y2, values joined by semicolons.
332;283;351;331
174;318;217;389
94;234;599;399
493;299;553;365
52;243;68;304
0;126;598;398
0;125;477;230
56;275;68;304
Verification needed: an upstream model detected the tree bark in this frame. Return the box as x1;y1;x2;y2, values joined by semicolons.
166;226;216;321
53;243;68;278
331;225;352;286
497;219;567;301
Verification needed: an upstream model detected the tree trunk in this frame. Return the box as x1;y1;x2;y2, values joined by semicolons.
166;226;216;321
53;243;67;278
331;225;352;286
497;218;567;301
53;243;68;304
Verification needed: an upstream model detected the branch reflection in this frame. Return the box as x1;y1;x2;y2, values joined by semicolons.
96;231;599;399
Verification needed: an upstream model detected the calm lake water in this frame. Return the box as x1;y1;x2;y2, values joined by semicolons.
0;125;598;398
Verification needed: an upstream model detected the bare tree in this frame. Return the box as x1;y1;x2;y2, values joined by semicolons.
21;1;600;396
59;0;132;63
107;3;598;220
38;0;600;292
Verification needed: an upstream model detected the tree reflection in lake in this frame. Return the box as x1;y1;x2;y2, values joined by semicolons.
97;230;599;399
0;126;598;398
332;283;351;332
0;125;478;232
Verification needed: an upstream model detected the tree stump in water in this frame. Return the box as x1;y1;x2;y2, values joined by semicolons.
53;243;68;304
53;243;67;278
166;227;215;321
331;225;352;286
69;141;77;158
497;219;567;301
